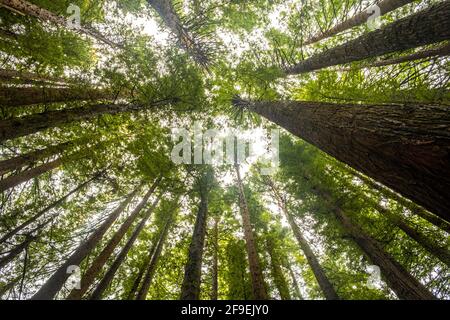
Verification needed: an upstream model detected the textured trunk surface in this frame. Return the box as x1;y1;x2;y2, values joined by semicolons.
67;180;160;299
180;182;209;300
234;164;268;300
286;1;450;74
304;0;415;45
0;86;113;107
240;99;450;224
0;158;62;192
89;196;161;300
30;190;138;300
0;0;122;48
0;173;100;244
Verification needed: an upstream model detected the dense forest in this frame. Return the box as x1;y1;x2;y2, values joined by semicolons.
0;0;449;301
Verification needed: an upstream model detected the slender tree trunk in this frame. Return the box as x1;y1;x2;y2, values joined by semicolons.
210;216;219;300
234;164;268;300
265;237;291;300
180;174;210;300
0;141;72;175
304;0;415;45
89;196;161;300
287;263;303;300
66;179;160;300
30;189;139;300
350;170;450;234
0;99;176;143
0;172;101;244
0;68;69;85
0;0;122;48
136;209;173;300
126;242;158;300
234;98;450;223
0;86;114;108
285;1;450;75
0;234;35;269
0;158;62;192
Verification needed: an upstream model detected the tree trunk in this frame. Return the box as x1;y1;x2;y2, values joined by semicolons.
30;189;139;300
0;86;114;108
234;98;450;223
0;0;122;48
0;99;176;143
350;170;450;234
234;164;268;300
0;234;35;269
66;179;160;300
89;196;161;300
0;158;62;192
210;216;219;300
180;174;210;300
285;1;450;75
126;242;158;300
265;236;291;300
304;0;415;45
0;172;101;244
136;208;173;300
0;141;72;175
287;263;303;300
0;68;69;85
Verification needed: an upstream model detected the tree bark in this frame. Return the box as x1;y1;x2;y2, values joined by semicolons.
234;98;450;223
0;0;122;48
304;0;415;45
285;1;450;75
0;99;176;143
234;164;268;300
180;173;210;300
66;179;161;300
89;196;161;300
0;141;72;175
0;172;101;244
0;158;62;192
136;208;173;300
30;189;139;300
0;86;114;108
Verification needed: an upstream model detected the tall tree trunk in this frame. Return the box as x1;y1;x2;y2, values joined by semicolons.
30;189;139;300
0;172;101;244
285;1;450;75
66;179;160;300
287;262;303;300
234;164;268;300
89;196;161;300
350;170;450;234
263;177;339;299
180;173;211;300
0;158;62;192
0;0;122;48
0;140;72;175
136;208;173;300
0;68;69;85
265;236;291;300
0;98;176;143
304;0;415;45
0;234;35;269
210;216;219;300
0;86;114;108
234;98;450;223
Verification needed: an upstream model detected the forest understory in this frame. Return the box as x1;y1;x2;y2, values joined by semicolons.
0;0;449;301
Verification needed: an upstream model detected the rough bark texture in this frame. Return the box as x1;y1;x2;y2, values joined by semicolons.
286;1;450;74
0;158;62;192
0;0;122;48
234;164;268;300
237;98;450;223
30;189;138;300
0;141;71;175
0;86;113;107
180;176;210;300
89;196;161;300
0;99;175;143
66;180;160;300
304;0;415;45
0;172;100;244
136;210;173;300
